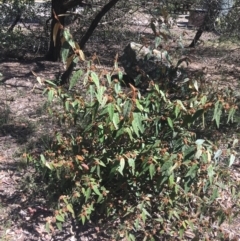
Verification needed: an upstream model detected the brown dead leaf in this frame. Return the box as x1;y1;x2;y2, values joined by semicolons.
76;155;84;162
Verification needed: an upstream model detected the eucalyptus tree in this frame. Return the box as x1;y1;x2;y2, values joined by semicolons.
45;0;121;61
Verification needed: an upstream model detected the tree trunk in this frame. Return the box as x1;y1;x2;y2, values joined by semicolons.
189;29;203;48
45;0;66;61
189;0;220;48
45;0;92;61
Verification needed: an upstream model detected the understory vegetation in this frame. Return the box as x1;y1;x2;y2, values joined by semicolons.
29;23;240;241
1;0;240;240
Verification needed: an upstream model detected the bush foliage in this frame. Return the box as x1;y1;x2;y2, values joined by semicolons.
29;21;240;241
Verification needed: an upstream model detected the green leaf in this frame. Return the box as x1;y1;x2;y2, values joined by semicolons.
125;127;133;140
142;207;151;218
97;193;103;203
179;228;184;238
40;154;46;164
141;210;146;224
93;185;102;196
95;86;106;103
91;71;100;89
195;148;202;159
161;160;173;175
132;121;140;137
45;161;53;170
85;187;91;202
118;71;123;81
213;100;222;128
227;107;236;123
133;112;144;133
45;79;57;86
114;82;121;94
88;84;95;103
132;119;140;137
56;214;65;222
183;146;196;161
63;29;75;48
100;94;108;108
136;99;144;111
106;73;111;85
149;163;155;180
123;99;132;118
69;69;82;90
108;103;114;120
95;165;100;177
201;95;207;105
173;211;180;220
134;74;142;86
56;222;62;231
128;233;136;241
175;104;181;118
169;174;174;188
207;164;215;184
128;158;135;175
98;124;104;143
98;160;106;167
159;90;167;102
67;204;75;216
112;113;120;129
81;214;86;224
91;104;99;122
176;100;187;112
185;164;198;178
114;127;124;138
167;117;174;129
65;100;70;111
48;89;55;102
134;218;140;230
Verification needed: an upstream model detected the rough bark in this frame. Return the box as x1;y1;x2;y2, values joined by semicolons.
45;0;66;61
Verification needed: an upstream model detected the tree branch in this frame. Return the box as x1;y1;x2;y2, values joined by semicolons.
79;0;120;49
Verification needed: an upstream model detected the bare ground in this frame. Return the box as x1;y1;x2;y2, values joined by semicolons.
1;20;240;240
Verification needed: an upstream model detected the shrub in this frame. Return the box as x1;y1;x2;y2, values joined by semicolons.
30;27;239;240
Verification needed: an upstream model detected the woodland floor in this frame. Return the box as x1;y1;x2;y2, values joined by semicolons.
1;14;240;240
